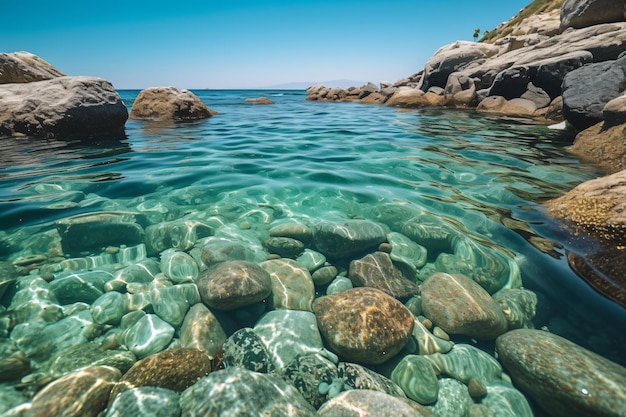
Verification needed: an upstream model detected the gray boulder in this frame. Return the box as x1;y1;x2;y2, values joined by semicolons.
0;51;65;84
560;0;626;32
603;92;626;124
562;54;626;129
129;86;216;121
0;76;128;138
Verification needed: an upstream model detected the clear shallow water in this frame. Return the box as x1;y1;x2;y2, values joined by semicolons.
0;90;625;412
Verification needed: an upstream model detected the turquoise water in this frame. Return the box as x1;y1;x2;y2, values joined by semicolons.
1;90;625;412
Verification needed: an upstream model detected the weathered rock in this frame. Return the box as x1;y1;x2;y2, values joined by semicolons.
444;73;477;107
360;92;388;104
317;389;435;417
197;260;272;310
496;329;626;417
520;83;552;108
314;287;414;365
29;366;120;417
129;86;216;121
562;55;626;129
477;96;537;116
245;97;274;104
110;348;211;402
603;92;626;125
180;368;317;417
385;87;427;107
313;219;387;259
348;251;420;299
0;51;65;84
569;122;626;173
545;169;626;245
105;386;181;417
421;273;508;339
560;0;626;32
0;76;128;138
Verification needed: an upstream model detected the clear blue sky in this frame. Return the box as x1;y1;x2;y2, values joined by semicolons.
3;0;530;89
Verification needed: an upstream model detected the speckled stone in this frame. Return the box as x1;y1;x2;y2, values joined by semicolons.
492;288;538;330
349;251;420;299
337;362;406;398
222;327;274;373
314;287;415;365
496;329;626;417
197;261;272;310
421;273;508;339
426;378;473;417
121;313;174;359
317;389;435;417
391;354;439;404
29;366;121;417
179;303;227;357
313;219;387;259
199;237;256;267
45;342;136;379
110;348;211;401
283;353;339;408
180;367;317;417
105;386;181;417
260;258;315;311
424;344;502;386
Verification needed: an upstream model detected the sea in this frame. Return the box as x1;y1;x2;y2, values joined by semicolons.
0;89;624;412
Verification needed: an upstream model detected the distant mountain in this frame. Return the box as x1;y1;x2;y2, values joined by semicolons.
261;79;370;90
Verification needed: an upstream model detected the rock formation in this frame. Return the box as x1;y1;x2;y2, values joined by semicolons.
0;51;65;83
129;86;217;121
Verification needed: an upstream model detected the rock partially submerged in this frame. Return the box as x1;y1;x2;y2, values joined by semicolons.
0;76;128;139
129;86;217;121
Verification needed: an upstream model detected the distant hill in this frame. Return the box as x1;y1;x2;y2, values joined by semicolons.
261;79;369;90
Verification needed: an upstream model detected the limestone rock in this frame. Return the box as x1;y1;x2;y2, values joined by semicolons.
421;273;508;340
348;251;420;299
129;86;216;121
0;76;128;138
245;97;274;104
317;389;435;417
180;368;317;417
545;169;626;245
29;366;120;417
560;0;626;32
0;51;65;84
477;96;537;116
197;260;272;310
496;329;626;417
314;287;414;365
385;87;428;107
569;122;626;173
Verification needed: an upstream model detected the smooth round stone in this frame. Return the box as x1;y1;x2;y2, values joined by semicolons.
179;303;227;357
337;362;406;398
492;288;538;330
314;287;415;365
54;211;145;254
222;327;274;373
313;219;387;259
90;291;128;327
348;251;420;299
260;258;315;311
46;342;136;379
263;236;304;258
391;355;439;404
29;366;121;417
312;265;338;286
160;249;199;283
326;276;353;294
269;222;313;243
197;261;272;310
200;237;256;267
145;219;213;255
105;259;160;292
122;314;175;359
110;348;211;401
317;389;434;417
106;386;181;417
296;249;326;272
180;368;317;417
49;270;113;304
496;329;626;417
283;353;339;408
401;215;458;252
387;231;428;277
468;377;488;399
0;350;30;383
150;284;199;327
12;254;48;267
481;381;533;417
421;272;508;340
426;378;473;417
424;344;502;386
253;310;327;372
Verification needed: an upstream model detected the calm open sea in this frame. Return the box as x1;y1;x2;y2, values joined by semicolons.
1;89;624;379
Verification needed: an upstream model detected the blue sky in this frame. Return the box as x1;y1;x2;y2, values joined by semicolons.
3;0;530;89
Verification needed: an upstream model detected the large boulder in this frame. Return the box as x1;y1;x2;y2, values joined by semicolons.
0;76;128;138
560;0;626;32
129;86;216;121
602;91;626;125
496;329;626;417
0;51;65;84
562;54;626;129
569;121;626;173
